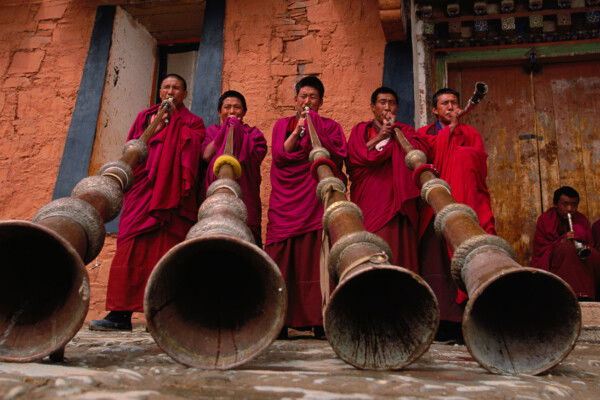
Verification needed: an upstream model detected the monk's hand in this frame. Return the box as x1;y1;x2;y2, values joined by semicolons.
294;111;307;138
448;109;462;133
565;231;575;241
381;118;394;140
150;111;169;131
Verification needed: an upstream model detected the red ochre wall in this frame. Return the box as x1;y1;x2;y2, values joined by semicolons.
0;0;388;322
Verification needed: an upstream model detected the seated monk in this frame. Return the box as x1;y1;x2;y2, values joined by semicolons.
531;186;600;300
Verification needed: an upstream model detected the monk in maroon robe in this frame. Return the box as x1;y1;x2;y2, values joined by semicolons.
202;90;267;246
531;186;600;300
416;88;496;341
266;76;347;338
347;87;428;272
90;74;205;331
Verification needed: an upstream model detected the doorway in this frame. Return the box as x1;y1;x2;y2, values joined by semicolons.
447;57;600;263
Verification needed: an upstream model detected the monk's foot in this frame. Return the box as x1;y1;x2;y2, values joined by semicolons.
312;325;326;340
89;311;132;332
277;327;289;340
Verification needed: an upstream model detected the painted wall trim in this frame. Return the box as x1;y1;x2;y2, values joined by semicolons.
190;0;225;127
435;41;600;90
52;6;116;199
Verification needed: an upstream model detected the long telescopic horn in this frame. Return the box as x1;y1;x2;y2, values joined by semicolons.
396;121;580;375
0;98;174;362
302;110;439;370
144;121;286;370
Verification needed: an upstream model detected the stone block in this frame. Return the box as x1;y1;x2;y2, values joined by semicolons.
288;2;306;10
271;63;297;76
8;50;45;74
2;76;31;88
0;5;31;25
35;3;68;20
275;75;299;107
270;38;284;60
0;52;8;75
19;36;52;49
276;24;308;34
37;20;57;32
0;93;4;119
300;62;321;75
581;302;600;327
278;18;296;25
285;35;318;62
306;1;335;24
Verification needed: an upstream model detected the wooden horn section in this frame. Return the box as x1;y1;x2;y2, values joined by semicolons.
401;138;581;375
0;100;169;362
305;136;439;370
144;145;287;370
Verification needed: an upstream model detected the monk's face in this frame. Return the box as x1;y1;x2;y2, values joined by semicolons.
295;86;323;114
160;77;187;108
432;93;459;126
219;96;246;123
555;194;579;219
371;93;398;125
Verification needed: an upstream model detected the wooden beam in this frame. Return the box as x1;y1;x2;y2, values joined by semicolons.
378;0;406;42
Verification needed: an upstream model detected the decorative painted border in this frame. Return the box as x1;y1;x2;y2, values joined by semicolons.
434;40;600;88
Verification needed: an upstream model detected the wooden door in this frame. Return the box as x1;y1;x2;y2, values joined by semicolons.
448;58;600;264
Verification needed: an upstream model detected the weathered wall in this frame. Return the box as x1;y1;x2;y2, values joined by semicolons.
0;0;388;322
0;1;101;219
220;0;387;241
0;0;122;322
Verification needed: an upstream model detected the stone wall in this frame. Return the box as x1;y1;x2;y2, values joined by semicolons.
0;0;389;322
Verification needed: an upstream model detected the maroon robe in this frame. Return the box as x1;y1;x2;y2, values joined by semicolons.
593;219;600;251
417;122;495;236
531;207;599;299
266;111;346;327
347;121;428;272
416;122;496;320
202;117;267;245
106;104;205;312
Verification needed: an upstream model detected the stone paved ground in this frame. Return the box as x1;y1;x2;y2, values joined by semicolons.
1;328;599;400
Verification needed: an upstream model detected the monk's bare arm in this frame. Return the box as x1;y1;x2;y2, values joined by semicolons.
284;117;305;152
203;141;217;162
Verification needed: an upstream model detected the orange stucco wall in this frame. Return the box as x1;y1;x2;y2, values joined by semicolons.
0;0;388;323
220;0;387;246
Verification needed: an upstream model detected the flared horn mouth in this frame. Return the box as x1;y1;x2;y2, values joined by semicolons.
463;267;581;375
324;263;439;370
144;235;287;369
0;220;89;362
